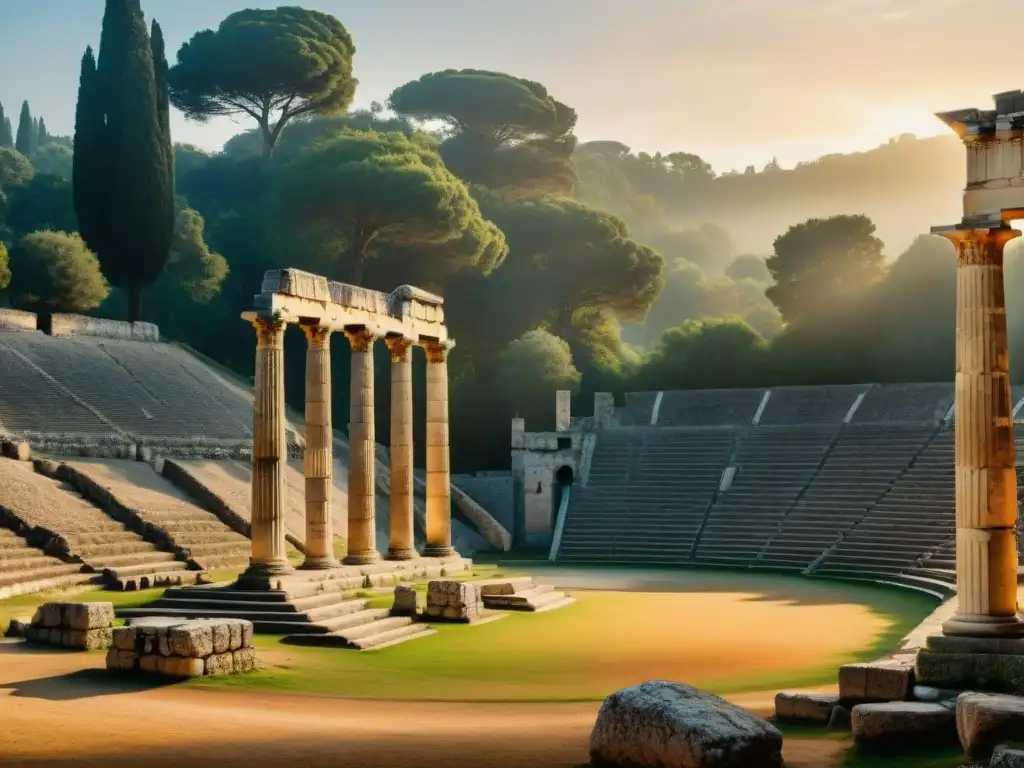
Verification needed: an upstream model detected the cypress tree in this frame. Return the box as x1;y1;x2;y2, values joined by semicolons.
0;103;11;147
15;101;32;156
73;0;174;322
36;117;47;149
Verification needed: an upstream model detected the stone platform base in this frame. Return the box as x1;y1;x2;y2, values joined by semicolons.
237;555;471;594
916;635;1024;695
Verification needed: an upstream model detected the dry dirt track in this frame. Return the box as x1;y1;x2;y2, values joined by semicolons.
0;642;844;768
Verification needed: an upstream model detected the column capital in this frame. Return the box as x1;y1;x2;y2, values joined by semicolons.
251;315;286;349
300;323;331;348
940;226;1022;266
343;326;379;353
385;335;414;363
423;339;456;364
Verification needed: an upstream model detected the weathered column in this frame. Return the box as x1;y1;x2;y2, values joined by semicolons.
300;323;336;569
424;340;457;558
343;326;380;565
941;226;1024;637
242;315;293;584
386;336;417;560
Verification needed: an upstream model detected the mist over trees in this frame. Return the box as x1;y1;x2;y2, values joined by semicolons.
0;3;1007;472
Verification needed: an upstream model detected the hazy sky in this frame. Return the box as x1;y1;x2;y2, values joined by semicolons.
2;0;1022;172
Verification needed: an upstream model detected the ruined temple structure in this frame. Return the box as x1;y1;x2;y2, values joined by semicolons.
241;268;460;587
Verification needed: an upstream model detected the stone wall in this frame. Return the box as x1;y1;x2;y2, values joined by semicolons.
0;308;37;331
49;314;159;342
107;618;256;678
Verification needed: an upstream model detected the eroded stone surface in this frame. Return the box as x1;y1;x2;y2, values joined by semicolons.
851;702;956;746
957;692;1024;760
774;692;839;723
64;602;114;631
392;585;418;617
839;658;914;702
169;623;214;658
425;580;482;623
590;680;783;768
917;650;1024;695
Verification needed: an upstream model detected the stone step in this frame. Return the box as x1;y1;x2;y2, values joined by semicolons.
332;616;415;642
0;568;96;600
74;540;159;558
163;586;292;602
106;569;200;592
63;530;147;546
484;587;566;611
532;595;577;613
180;541;250;557
314;608;392;633
0;555;60;574
0;562;87;589
102;560;189;578
86;551;179;569
282;622;435;650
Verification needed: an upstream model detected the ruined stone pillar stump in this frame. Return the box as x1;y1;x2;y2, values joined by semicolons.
941;226;1023;638
300;324;336;570
240;316;294;586
343;327;381;565
386;336;417;560
424;341;457;558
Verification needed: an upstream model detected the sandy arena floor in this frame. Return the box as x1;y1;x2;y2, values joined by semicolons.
0;570;924;767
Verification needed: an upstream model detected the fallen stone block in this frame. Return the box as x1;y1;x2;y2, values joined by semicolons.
590;680;783;768
169;622;214;658
992;746;1024;768
158;656;204;678
839;658;914;702
112;626;137;652
5;618;28;638
851;702;956;747
392;585;418;617
774;692;839;723
64;602;114;631
63;628;113;650
957;692;1024;761
205;651;235;676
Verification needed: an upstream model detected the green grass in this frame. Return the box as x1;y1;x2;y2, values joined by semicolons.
0;585;167;630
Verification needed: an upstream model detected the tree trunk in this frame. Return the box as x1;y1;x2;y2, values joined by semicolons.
128;286;142;323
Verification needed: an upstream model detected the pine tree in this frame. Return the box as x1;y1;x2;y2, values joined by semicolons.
15;101;33;155
73;0;174;322
36;117;48;148
0;102;11;147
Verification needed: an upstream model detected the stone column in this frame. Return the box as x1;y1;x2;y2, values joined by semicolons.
242;315;293;584
343;327;380;565
300;323;336;569
941;226;1024;637
386;336;416;560
424;340;457;558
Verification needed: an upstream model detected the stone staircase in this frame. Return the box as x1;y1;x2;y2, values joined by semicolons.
477;576;575;612
0;527;93;598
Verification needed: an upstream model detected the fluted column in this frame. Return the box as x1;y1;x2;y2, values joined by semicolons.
242;315;293;583
941;226;1024;637
386;336;416;560
424;340;457;558
343;327;380;565
300;324;336;569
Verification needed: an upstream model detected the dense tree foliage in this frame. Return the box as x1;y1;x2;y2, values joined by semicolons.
725;254;771;283
497;329;581;416
8;231;109;314
0;102;11;148
0;147;34;190
31;143;73;179
6;173;76;238
169;7;356;158
0;241;9;291
74;1;174;322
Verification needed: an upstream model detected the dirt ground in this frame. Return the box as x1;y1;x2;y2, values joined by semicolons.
0;642;846;768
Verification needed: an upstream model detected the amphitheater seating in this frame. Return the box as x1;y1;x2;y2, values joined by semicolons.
655;388;765;427
0;457;190;587
814;431;954;580
850;384;953;425
757;426;936;569
558;428;734;563
757;385;869;426
694;426;836;566
56;458;251;572
622;392;657;426
0;527;91;598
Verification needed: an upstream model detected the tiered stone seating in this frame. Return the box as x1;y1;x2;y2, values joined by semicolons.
815;431;954;582
758;384;869;425
622;392;657;426
757;426;937;569
56;458;251;571
0;527;91;598
656;389;766;427
0;457;190;589
850;383;953;425
694;427;836;566
558;428;734;563
451;473;513;534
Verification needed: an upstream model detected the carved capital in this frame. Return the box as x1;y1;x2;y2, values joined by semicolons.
424;340;455;365
944;228;1021;267
386;336;414;363
344;327;378;353
301;324;331;348
251;316;285;349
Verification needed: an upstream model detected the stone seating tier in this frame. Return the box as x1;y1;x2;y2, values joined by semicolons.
0;528;93;598
654;388;767;427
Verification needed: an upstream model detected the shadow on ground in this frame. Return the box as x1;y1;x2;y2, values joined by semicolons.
0;668;176;701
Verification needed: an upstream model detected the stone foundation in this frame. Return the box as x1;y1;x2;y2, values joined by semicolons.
424;579;483;623
916;635;1024;695
107;618;256;678
23;602;114;650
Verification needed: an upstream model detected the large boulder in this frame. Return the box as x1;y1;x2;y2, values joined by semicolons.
589;681;783;768
851;702;956;747
956;692;1024;760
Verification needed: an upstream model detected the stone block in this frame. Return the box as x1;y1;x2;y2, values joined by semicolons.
63;628;113;650
139;654;162;674
392;585;418;617
913;685;963;702
774;692;839;723
64;602;114;631
208;622;230;655
827;705;852;732
916;650;1024;695
957;692;1024;760
992;746;1024;767
590;680;783;768
34;627;48;643
105;648;137;671
59;630;73;647
5;618;28;638
169;622;214;658
38;603;65;628
240;620;253;649
232;647;257;673
227;620;243;651
851;702;956;747
839;658;914;702
112;626;137;652
205;652;235;676
158;656;205;678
